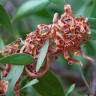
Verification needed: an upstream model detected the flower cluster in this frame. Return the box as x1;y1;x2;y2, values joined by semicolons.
0;4;94;95
0;80;8;95
21;4;92;68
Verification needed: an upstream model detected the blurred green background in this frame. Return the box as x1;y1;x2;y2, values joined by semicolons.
0;0;96;96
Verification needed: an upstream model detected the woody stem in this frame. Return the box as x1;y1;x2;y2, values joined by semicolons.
79;66;92;95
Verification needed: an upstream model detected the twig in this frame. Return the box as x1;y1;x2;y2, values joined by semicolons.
79;66;92;95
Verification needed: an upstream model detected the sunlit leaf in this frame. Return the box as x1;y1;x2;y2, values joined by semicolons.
65;84;75;96
21;79;39;90
0;53;33;65
15;0;50;19
34;71;65;96
5;65;24;96
36;40;49;72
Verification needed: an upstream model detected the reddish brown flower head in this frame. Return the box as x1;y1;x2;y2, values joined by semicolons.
51;4;91;65
53;4;90;52
0;80;8;94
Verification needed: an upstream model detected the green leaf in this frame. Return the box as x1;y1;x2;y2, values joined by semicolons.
20;76;40;96
87;1;96;17
49;0;63;3
21;79;39;90
36;40;49;72
91;29;96;40
0;53;33;65
0;37;4;49
65;84;75;96
15;0;50;19
34;71;65;96
88;18;96;40
0;4;13;32
88;18;96;30
83;40;96;56
5;65;24;96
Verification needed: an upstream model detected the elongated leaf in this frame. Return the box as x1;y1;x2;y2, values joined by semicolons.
22;79;39;89
49;0;62;3
5;65;24;96
0;53;33;65
34;71;65;96
87;18;96;40
36;40;49;72
88;18;96;30
65;84;75;96
0;4;13;32
15;0;50;19
87;1;96;17
91;29;96;40
0;38;4;49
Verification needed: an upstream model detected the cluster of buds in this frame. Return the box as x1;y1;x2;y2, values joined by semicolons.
0;4;94;95
1;38;21;56
51;4;92;65
0;80;8;95
0;4;93;79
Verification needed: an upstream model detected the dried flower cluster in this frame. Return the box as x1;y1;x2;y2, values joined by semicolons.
0;80;8;95
0;4;94;95
21;4;92;66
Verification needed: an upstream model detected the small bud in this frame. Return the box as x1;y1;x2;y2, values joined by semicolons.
2;70;8;77
0;80;8;94
53;13;59;23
